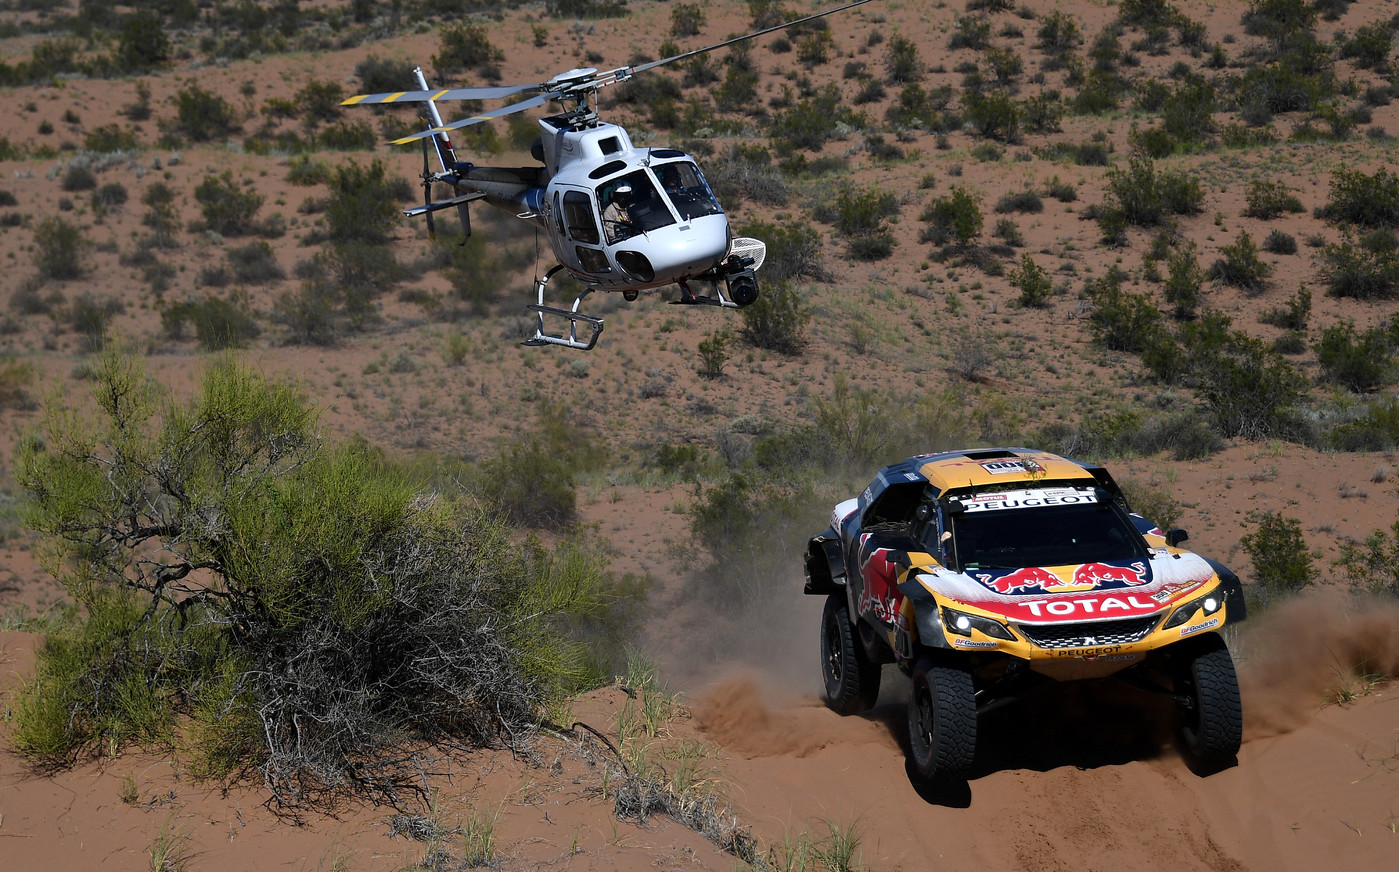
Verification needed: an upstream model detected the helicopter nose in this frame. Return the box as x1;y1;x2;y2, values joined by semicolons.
620;215;729;283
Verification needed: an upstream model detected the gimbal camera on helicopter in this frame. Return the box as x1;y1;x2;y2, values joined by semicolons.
343;0;874;349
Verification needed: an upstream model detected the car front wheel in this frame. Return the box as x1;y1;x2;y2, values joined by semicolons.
907;654;976;782
820;594;881;714
1176;634;1243;765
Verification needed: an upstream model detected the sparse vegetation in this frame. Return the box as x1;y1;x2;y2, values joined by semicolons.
1240;510;1315;611
15;352;630;801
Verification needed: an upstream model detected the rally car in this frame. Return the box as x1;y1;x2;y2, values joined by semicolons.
805;448;1245;781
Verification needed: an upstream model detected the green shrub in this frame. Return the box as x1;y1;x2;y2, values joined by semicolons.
320;160;406;248
1260;284;1311;330
1318;166;1399;229
162;294;261;350
295;79;344;127
141;181;181;248
1326;398;1399;451
1195;331;1308;440
920;186;983;246
33;217;88;281
475;402;599;530
65;294;123;351
1036;10;1083;57
433;23;503;79
1261;229;1297;255
1320;233;1399;299
1314;321;1395;392
1087;271;1161;352
0;355;37;410
1243;178;1304;219
195;171;264;236
1104;155;1203;227
227;241;285;284
669;2;704;38
996;190;1043;214
1160;76;1216;146
1009;253;1052;308
1338;23;1392;71
60;163;96;192
697;329;732;379
963;89;1021;143
171;84;240;143
117;9;170;72
91;182;128;221
769;84;861;152
948;15;992;51
353;55;416;93
1163;243;1205;319
15;353;628;793
1240;511;1315;611
1209;230;1270;294
886;34;922;83
740;281;808;355
316;120;377;151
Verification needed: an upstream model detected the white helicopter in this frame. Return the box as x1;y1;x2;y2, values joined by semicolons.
343;0;874;349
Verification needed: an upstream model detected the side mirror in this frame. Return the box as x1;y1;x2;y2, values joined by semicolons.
1165;528;1189;547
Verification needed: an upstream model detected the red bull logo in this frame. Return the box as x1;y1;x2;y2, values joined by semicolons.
1072;561;1148;588
979;566;1060;593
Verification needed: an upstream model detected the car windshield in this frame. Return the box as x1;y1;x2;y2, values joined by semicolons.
947;492;1144;571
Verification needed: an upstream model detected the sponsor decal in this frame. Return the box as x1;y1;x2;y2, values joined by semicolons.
1150;579;1203;603
953;638;999;649
1007;594;1160;620
1180;616;1221;637
857;538;904;624
977;566;1060;594
1071;561;1148;587
1051;644;1124;659
981;460;1028;475
962;490;1099;512
975;560;1150;596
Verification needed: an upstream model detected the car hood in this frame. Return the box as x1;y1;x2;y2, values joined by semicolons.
914;550;1218;624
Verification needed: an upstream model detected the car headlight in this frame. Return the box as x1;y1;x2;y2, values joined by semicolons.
941;605;1016;641
1161;590;1225;630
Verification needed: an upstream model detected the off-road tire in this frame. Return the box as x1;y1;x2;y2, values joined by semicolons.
1176;634;1242;764
907;654;976;782
820;594;881;714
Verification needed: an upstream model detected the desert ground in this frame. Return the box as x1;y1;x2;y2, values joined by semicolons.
2;0;1399;869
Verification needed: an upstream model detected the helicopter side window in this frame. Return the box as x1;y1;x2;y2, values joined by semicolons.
598;171;675;243
562;191;600;245
656;162;722;222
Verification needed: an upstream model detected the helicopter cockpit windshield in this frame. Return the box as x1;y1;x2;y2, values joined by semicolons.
654;162;722;222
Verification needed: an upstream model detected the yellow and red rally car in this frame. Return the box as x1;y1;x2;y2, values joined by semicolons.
805;448;1245;782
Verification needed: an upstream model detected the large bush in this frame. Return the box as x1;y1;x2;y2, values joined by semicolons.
15;353;624;801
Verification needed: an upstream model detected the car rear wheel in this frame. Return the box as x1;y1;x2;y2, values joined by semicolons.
907;654;976;782
820;594;881;714
1176;634;1242;764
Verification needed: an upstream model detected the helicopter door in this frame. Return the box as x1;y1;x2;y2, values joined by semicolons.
561;189;609;275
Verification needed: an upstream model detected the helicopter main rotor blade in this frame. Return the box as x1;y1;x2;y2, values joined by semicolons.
631;0;876;76
342;83;541;106
390;94;550;145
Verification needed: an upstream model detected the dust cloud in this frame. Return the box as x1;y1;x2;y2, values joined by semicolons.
1236;590;1399;740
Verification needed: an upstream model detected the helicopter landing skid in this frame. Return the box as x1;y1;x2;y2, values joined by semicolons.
522;266;604;350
